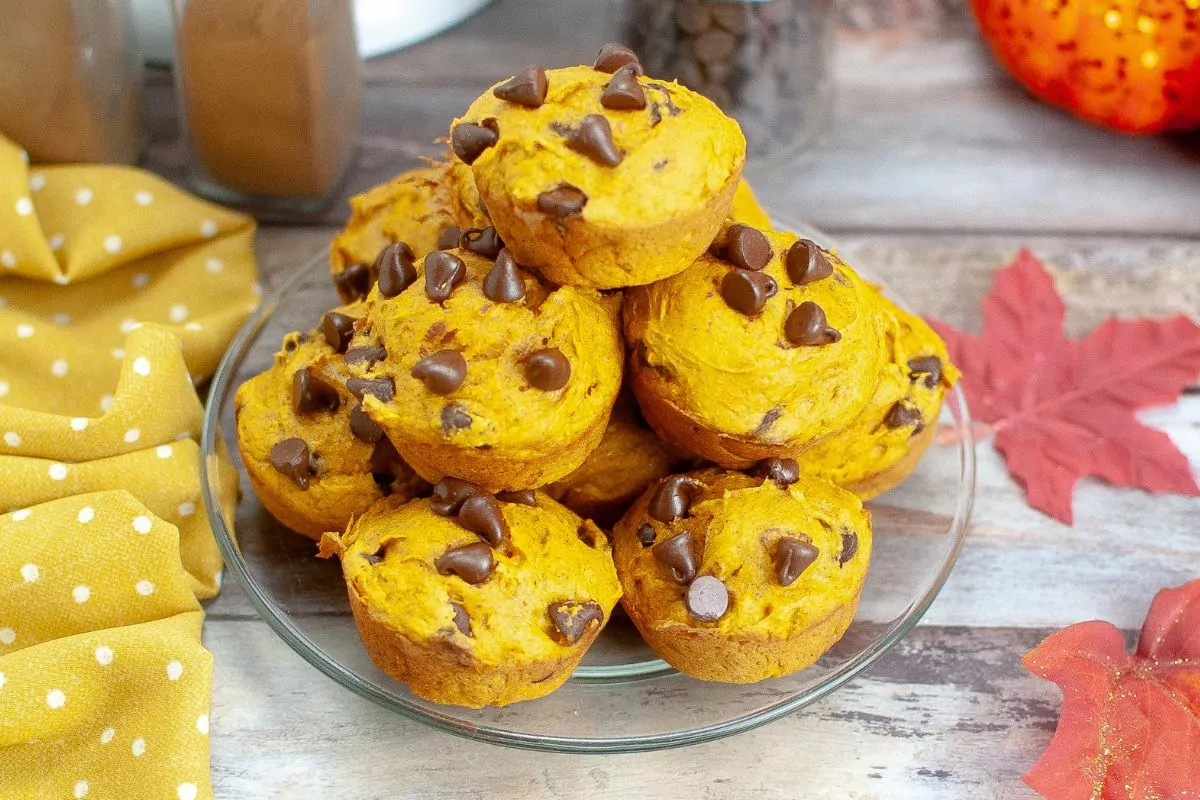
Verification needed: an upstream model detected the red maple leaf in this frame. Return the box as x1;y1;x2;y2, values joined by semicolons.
926;249;1200;524
1022;579;1200;800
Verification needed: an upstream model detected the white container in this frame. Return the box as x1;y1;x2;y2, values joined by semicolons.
132;0;491;63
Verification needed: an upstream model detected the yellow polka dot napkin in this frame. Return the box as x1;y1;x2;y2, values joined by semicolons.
0;491;212;800
0;133;258;799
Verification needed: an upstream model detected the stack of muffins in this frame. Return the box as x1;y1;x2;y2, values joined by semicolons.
235;44;958;708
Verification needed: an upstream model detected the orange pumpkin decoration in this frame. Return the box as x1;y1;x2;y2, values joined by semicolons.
970;0;1200;133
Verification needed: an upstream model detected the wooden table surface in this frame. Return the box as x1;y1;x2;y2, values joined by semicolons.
191;2;1200;797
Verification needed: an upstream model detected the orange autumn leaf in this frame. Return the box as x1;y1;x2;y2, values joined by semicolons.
970;0;1200;134
1023;579;1200;800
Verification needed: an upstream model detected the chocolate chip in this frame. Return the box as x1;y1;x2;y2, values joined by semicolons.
566;114;623;167
458;494;510;546
497;490;537;506
346;376;395;403
292;369;340;415
652;531;697;585
602;64;647;110
269;437;311;489
437;225;462;251
547;600;604;644
648;475;701;523
908;355;943;389
538;185;588;218
723;224;773;271
755;457;800;486
424;251;467;303
333;262;373;302
635;523;656;548
686;576;729;622
720;269;777;315
483;250;526;303
775;536;819;587
430;478;483;516
411;350;468;395
450;602;472;636
441;403;472;433
784;301;841;346
493;65;548;107
461;226;504;259
577;523;597;548
839;532;859;566
369;437;404;477
321;311;356;353
435;542;494;584
755;406;783;435
594;42;643;74
884;403;924;434
785;239;834;285
344;345;387;366
525;348;571;391
348;404;383;443
375;242;417;298
363;549;385;565
451;119;499;165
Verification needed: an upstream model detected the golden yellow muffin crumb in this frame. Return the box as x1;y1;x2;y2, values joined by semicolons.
235;307;428;539
612;465;872;683
322;488;622;707
329;159;489;302
346;246;624;491
799;293;959;499
545;391;691;527
452;64;745;289
625;227;888;467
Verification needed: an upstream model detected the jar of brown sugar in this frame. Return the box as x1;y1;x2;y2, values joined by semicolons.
0;0;142;164
623;0;837;161
170;0;362;214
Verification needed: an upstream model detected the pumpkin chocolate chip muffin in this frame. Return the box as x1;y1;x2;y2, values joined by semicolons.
448;46;745;289
235;306;429;539
320;484;622;707
544;390;692;527
344;244;624;491
624;225;889;467
612;464;872;683
729;180;773;230
330;159;488;303
798;293;960;499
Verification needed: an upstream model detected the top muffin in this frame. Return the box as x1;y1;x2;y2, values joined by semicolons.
450;56;745;289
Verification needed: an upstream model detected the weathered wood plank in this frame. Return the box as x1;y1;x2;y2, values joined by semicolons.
207;619;1055;799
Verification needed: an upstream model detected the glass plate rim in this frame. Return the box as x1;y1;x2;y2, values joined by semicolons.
200;219;977;754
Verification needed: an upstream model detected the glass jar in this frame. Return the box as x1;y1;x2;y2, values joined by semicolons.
170;0;362;214
623;0;837;161
0;0;142;164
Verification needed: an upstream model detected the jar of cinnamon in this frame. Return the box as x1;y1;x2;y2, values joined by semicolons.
170;0;362;213
0;0;142;164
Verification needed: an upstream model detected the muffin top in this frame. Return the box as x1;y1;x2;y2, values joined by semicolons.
346;245;624;457
800;293;959;485
234;306;428;512
625;226;888;446
330;491;622;663
451;64;745;230
613;466;872;637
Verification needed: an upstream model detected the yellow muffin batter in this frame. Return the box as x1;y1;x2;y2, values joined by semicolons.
544;391;690;527
612;466;872;683
329;159;489;302
321;490;623;707
235;308;428;539
348;248;624;490
625;227;888;467
799;293;959;499
452;64;745;289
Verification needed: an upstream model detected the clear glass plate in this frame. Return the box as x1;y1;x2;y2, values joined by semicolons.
200;216;975;753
